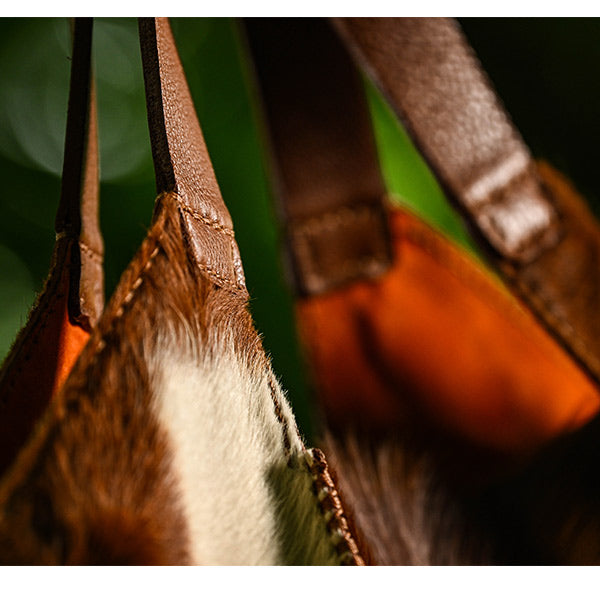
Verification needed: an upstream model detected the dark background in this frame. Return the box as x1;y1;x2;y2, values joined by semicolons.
0;18;598;437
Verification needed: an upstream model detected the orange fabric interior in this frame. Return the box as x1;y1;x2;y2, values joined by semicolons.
52;285;90;399
0;253;89;474
297;207;600;455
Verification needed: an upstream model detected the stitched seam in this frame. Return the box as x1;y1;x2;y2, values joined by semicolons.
168;194;244;294
195;262;243;294
0;227;241;505
290;203;383;236
294;232;388;287
102;243;160;330
0;239;162;503
173;191;235;237
304;448;365;566
81;233;242;377
78;240;103;263
50;237;161;389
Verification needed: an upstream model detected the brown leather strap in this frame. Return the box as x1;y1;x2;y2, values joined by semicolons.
138;17;246;293
334;17;600;385
55;17;103;329
243;18;392;296
333;18;559;263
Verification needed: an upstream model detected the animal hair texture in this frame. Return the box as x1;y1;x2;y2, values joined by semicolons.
0;193;359;565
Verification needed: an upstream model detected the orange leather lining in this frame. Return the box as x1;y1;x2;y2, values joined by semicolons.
298;207;600;455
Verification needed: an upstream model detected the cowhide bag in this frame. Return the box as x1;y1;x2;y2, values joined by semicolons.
0;17;361;565
1;17;600;565
244;17;600;565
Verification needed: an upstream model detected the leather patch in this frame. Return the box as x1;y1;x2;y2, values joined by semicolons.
139;18;246;293
288;202;391;295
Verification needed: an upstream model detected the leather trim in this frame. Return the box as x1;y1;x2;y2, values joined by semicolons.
139;18;247;294
305;448;365;565
55;18;103;330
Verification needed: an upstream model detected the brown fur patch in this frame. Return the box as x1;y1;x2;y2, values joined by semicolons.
0;194;264;564
322;429;496;565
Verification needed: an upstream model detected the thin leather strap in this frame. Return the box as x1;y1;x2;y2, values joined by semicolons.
243;18;392;296
138;17;246;293
334;17;600;385
55;17;103;329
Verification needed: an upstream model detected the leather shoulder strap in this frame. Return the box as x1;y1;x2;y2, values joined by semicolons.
334;17;600;384
243;17;392;296
139;17;246;294
333;17;557;263
56;17;103;329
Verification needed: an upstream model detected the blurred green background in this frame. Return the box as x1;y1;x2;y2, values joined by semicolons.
0;18;598;438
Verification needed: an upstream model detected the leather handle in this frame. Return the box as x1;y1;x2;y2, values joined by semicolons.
333;17;559;264
333;17;600;386
243;17;392;296
138;17;246;293
55;17;103;329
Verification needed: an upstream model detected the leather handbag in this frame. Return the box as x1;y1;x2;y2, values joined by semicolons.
1;16;600;565
0;17;362;565
244;17;600;564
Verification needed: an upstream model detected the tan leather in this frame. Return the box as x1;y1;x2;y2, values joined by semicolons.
139;18;246;294
0;19;101;476
333;17;600;386
77;81;103;328
55;18;103;329
243;18;392;295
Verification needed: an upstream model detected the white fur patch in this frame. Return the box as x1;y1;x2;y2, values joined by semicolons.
150;340;307;565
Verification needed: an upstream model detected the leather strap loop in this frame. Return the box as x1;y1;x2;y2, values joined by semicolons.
138;17;246;293
244;18;392;296
333;17;600;385
55;17;103;329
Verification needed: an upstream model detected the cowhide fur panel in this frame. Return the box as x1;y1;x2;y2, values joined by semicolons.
322;429;497;565
0;193;358;565
323;415;600;565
